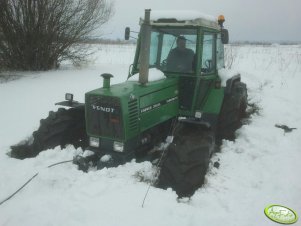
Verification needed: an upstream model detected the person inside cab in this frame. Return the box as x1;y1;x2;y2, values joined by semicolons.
166;36;195;73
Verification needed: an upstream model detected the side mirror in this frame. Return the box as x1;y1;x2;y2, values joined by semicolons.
125;27;130;40
221;29;229;44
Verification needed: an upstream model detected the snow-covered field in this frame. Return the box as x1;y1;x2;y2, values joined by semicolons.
0;44;300;226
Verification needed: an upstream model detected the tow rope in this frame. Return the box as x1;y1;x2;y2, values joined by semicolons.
0;160;73;206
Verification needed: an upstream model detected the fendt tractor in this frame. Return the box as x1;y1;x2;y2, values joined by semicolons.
11;10;247;197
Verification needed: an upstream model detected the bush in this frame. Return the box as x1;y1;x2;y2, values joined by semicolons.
0;0;113;71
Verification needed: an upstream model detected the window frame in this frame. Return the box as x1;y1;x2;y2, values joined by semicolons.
131;26;198;76
199;30;217;76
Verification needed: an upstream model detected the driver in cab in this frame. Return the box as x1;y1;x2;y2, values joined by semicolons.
166;36;194;73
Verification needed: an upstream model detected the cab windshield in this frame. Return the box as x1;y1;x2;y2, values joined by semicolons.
137;27;197;74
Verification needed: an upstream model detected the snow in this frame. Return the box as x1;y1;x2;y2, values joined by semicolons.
127;68;166;82
82;150;95;158
218;68;240;86
149;10;216;22
1;43;301;226
100;154;112;162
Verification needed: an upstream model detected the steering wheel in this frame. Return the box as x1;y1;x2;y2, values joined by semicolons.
200;60;212;73
205;59;212;69
160;59;167;69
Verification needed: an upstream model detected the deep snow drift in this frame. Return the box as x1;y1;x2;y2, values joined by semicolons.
0;44;300;226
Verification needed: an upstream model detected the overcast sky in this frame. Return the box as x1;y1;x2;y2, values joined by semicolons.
99;0;300;42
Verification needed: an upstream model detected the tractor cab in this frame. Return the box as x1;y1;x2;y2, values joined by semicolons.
127;10;229;119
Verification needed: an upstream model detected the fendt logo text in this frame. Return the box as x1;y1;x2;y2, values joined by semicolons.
92;105;115;113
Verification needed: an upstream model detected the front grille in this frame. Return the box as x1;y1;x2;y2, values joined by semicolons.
86;95;123;139
128;99;138;133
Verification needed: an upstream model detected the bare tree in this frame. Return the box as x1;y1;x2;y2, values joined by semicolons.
0;0;113;71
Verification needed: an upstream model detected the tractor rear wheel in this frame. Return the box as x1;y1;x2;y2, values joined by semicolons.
217;81;247;141
157;123;214;197
10;107;87;159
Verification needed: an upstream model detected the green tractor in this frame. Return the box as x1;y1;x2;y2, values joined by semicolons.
11;10;247;197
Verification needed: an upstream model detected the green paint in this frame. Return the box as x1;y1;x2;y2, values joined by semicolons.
201;88;224;114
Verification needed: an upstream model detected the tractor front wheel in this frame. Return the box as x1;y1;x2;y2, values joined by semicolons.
10;107;87;159
157;123;215;197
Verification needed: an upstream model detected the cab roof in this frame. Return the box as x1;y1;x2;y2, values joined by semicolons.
140;10;220;30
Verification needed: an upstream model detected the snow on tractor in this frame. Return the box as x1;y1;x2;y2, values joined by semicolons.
10;10;247;197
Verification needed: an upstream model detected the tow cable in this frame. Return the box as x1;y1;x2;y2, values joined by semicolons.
141;135;173;208
141;119;179;208
0;160;73;206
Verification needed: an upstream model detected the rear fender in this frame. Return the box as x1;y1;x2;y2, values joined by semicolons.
55;101;84;108
225;74;241;95
55;93;84;108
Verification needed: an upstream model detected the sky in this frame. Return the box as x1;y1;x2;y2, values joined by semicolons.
99;0;301;42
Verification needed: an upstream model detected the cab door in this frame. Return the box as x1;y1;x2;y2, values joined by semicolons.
193;32;218;111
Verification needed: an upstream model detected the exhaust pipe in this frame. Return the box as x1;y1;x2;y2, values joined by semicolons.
139;9;151;85
101;73;113;88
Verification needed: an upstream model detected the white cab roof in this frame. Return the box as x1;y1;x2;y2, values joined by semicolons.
140;10;220;30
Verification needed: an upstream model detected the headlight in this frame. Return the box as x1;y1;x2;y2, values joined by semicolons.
113;141;124;152
89;137;99;148
65;93;73;101
195;111;202;118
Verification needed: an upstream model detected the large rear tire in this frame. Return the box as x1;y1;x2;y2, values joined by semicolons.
10;107;87;159
157;123;215;197
217;81;247;141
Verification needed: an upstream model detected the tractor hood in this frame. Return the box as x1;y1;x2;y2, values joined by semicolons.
86;74;177;100
85;75;179;141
